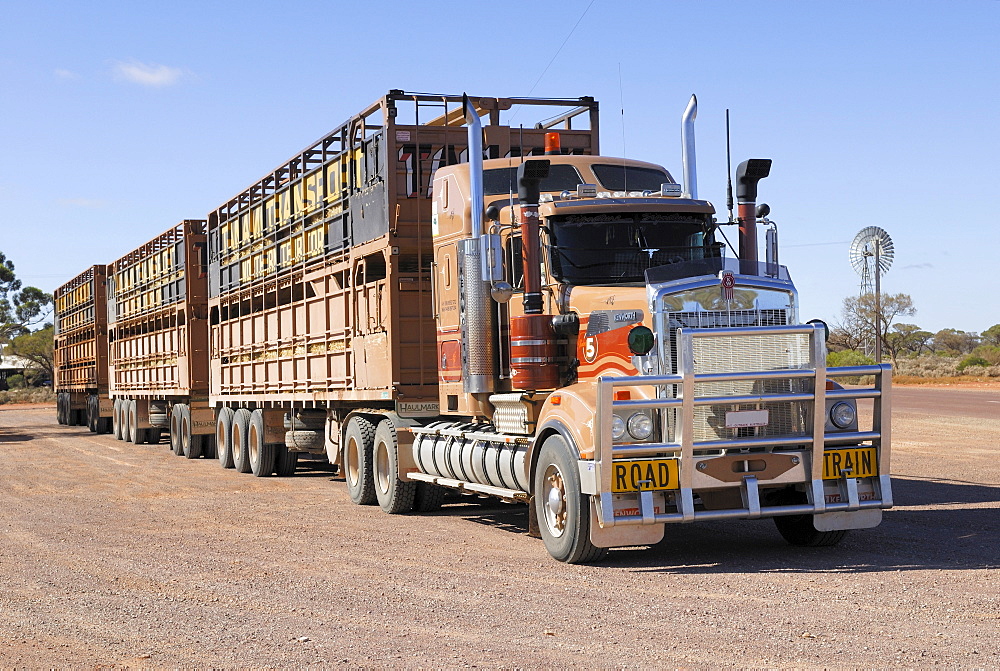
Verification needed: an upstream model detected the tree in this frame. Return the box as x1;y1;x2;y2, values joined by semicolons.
833;292;916;365
884;323;933;361
982;324;1000;347
1;251;53;346
932;328;980;355
8;323;54;385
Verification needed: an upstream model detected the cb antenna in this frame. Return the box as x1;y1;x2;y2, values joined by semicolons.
725;109;735;222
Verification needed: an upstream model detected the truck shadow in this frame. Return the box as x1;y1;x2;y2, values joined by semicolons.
457;476;1000;572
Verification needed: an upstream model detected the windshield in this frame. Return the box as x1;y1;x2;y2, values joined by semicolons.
591;164;671;191
547;213;719;285
483;164;583;196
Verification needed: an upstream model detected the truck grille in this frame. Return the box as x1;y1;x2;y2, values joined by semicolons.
661;309;813;444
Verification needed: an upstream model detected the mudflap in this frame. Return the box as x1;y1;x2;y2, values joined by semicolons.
190;407;216;435
814;508;883;532
589;498;664;549
99;397;114;418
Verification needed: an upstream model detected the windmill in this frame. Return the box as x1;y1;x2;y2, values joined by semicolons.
850;227;894;362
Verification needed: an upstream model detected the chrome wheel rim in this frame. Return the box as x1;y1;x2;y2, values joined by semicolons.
347;437;360;487
375;442;390;494
542;463;568;537
248;423;259;466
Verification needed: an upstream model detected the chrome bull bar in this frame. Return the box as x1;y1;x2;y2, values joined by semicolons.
592;323;892;527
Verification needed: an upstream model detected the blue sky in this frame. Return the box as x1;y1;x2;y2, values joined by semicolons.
2;1;998;334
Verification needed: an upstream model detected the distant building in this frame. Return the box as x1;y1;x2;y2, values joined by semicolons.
0;354;31;390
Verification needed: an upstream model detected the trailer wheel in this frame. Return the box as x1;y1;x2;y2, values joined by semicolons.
216;407;235;469
344;415;377;505
274;445;298;476
56;393;67;425
147;428;162;444
126;401;139;444
170;405;184;455
179;406;202;459
411;483;446;512
533;434;607;564
373;420;416;514
131;400;150;444
112;399;122;439
248;410;275;477
232;408;253;474
67;405;83;426
202;434;217;460
96;417;112;434
171;405;194;456
86;395;98;432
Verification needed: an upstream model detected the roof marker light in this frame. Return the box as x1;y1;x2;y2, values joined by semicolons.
544;132;561;155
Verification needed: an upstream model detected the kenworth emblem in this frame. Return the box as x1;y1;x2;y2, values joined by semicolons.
721;271;735;301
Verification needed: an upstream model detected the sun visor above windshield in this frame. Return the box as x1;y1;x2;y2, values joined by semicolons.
645;257;791;285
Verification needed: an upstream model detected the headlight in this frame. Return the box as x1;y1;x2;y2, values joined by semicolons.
627;412;654;440
611;414;626;441
830;401;856;429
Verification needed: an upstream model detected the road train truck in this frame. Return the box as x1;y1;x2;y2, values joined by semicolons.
53;265;113;432
55;91;893;563
105;220;215;457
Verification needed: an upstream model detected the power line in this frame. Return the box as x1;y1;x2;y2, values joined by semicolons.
510;0;597;123
526;0;597;96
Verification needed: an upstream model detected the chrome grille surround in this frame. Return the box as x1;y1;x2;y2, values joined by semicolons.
648;268;803;445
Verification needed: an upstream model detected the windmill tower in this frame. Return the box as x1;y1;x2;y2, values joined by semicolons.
850;227;894;362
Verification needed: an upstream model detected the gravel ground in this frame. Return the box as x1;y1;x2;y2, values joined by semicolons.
1;394;998;668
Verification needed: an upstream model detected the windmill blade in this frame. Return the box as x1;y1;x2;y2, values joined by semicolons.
850;226;894;276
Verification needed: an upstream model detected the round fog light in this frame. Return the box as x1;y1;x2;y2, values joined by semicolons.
830;401;856;429
628;325;655;355
627;412;654;440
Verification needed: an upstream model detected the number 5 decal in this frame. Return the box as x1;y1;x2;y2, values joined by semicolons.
584;336;598;363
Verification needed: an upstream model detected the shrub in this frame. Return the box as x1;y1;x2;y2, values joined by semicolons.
969;345;1000;366
5;374;26;389
895;355;960;378
957;356;992;374
826;349;875;384
0;386;56;405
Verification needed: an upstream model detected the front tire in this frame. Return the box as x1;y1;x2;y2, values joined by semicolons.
772;489;848;547
344;415;376;505
373;420;416;514
533;434;607;564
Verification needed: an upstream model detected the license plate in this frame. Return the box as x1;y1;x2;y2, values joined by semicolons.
823;447;877;479
611;459;679;492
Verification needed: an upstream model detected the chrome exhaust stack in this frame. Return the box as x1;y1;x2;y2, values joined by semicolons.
681;94;698;199
459;95;496;394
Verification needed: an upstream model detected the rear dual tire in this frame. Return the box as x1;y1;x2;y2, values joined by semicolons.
248;410;275;477
344;416;376;505
216;407;236;469
373;420;416;514
232;408;253;474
